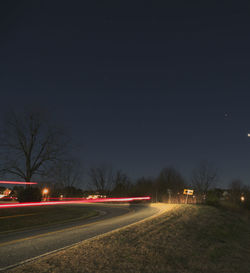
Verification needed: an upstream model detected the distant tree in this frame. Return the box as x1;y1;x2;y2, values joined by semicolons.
229;179;244;204
61;186;83;197
133;177;154;197
191;161;218;196
0;111;68;182
0;186;6;194
46;158;83;188
11;186;24;198
156;167;186;201
88;165;113;194
205;188;223;207
112;170;131;197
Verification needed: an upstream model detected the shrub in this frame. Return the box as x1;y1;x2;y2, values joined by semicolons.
17;187;42;203
205;190;221;207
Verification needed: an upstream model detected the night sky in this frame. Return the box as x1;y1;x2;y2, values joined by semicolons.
1;1;250;187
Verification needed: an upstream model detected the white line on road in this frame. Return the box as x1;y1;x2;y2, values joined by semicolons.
0;204;166;272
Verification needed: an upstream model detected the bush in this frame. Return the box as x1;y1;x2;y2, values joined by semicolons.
205;190;221;207
242;195;250;210
17;187;42;203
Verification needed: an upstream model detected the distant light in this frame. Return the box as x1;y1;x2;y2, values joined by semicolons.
241;196;245;202
42;188;49;195
0;181;37;185
248;134;250;137
87;194;106;199
49;197;84;200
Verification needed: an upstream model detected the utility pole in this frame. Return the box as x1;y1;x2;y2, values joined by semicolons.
167;189;171;204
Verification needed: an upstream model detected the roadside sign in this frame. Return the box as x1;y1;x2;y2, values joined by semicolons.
183;189;194;195
183;189;194;204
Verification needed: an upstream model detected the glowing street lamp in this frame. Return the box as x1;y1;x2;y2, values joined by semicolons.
240;196;245;202
42;188;49;201
43;188;49;195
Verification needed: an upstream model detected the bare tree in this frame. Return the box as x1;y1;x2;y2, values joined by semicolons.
112;170;131;196
134;176;154;197
229;179;244;204
157;167;186;194
192;161;218;195
46;158;83;188
0;111;68;182
88;165;113;193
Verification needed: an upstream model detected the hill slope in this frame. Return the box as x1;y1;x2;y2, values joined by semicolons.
9;204;250;273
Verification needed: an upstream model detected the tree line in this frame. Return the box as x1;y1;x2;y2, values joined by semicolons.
0;110;249;209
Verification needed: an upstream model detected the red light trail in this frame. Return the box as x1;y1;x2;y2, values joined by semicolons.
0;196;151;209
0;181;38;185
48;197;86;200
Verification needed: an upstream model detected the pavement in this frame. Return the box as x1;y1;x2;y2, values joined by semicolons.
0;203;160;271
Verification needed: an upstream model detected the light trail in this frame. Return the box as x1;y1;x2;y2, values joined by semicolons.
0;196;151;209
48;197;87;200
0;181;37;185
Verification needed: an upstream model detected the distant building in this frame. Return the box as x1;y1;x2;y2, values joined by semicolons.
3;188;11;196
0;187;12;199
86;194;107;199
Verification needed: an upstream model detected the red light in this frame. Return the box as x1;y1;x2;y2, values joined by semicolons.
48;197;86;200
0;181;37;185
0;196;151;209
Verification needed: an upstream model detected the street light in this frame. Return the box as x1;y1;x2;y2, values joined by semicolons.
42;188;49;201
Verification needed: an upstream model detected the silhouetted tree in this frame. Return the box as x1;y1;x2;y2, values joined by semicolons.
112;170;132;197
0;111;68;182
46;158;83;188
191;161;218;196
156;167;186;201
88;165;113;194
229;179;244;204
61;186;83;197
133;177;154;197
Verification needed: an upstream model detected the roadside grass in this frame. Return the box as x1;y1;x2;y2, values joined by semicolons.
8;204;250;273
0;205;98;233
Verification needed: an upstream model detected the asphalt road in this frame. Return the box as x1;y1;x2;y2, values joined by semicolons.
0;203;160;271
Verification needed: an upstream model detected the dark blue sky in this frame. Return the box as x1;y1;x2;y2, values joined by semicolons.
1;1;250;187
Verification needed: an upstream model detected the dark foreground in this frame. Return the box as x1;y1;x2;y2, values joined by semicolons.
5;204;250;273
0;203;159;271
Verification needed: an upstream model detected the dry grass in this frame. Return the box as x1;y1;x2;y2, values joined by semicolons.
8;204;250;273
0;205;98;233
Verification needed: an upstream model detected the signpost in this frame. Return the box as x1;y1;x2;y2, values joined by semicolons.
167;189;172;204
183;189;194;204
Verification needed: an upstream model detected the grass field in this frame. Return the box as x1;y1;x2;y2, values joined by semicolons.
0;205;98;233
8;204;250;273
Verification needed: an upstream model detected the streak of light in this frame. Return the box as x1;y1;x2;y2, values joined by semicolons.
48;197;86;200
0;196;151;209
0;181;38;185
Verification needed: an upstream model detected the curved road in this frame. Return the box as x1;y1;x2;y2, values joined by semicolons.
0;203;160;271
